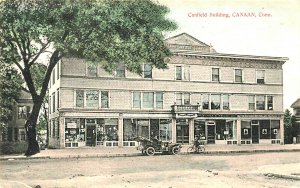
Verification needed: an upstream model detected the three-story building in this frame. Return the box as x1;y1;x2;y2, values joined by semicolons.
48;33;288;148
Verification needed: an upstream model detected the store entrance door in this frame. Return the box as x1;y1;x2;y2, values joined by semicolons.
207;122;216;144
176;119;189;144
86;125;96;146
252;125;259;144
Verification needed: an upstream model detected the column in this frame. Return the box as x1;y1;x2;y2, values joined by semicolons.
189;119;194;145
172;118;176;143
280;117;284;145
237;117;241;145
118;114;123;147
59;117;64;148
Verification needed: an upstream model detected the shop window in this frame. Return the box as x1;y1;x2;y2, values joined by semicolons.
223;95;230;110
271;120;280;139
159;119;172;141
150;119;159;139
123;119;137;141
211;94;221;110
155;92;163;109
248;96;255;110
65;118;80;146
96;118;118;142
212;68;219;82
241;121;251;139
216;120;226;140
116;63;125;78
256;70;265;84
226;121;237;140
235;69;243;83
202;94;209;110
86;90;99;108
267;96;273;110
194;120;206;140
143;92;154;108
256;95;265;110
260;120;270;139
101;91;109;108
175;66;182;80
87;63;97;77
143;64;152;78
76;90;84;107
137;119;150;139
133;92;141;108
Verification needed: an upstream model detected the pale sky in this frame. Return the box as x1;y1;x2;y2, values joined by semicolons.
158;0;300;110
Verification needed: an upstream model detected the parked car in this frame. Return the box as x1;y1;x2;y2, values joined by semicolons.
136;136;181;156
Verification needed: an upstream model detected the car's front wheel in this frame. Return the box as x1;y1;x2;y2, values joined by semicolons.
171;146;180;155
146;147;155;156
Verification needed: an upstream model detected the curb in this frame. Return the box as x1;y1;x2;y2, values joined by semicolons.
265;173;300;181
1;149;300;161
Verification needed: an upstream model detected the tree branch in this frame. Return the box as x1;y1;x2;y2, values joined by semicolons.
11;27;28;64
28;41;50;67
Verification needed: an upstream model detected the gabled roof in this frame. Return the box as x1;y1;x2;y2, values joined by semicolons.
291;98;300;108
165;32;210;47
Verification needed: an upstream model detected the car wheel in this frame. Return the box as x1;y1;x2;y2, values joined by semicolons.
146;147;155;156
172;146;180;155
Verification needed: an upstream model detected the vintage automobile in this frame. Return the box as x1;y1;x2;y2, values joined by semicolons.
136;136;181;156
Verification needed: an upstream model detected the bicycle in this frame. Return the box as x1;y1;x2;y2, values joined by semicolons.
187;140;205;154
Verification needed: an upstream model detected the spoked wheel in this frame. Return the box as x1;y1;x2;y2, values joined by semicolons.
172;146;180;155
146;147;155;156
198;146;205;153
187;147;195;154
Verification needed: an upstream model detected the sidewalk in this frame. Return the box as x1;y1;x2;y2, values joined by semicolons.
1;144;300;161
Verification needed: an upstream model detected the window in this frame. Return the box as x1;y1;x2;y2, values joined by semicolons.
87;63;97;77
241;121;251;139
57;62;60;80
101;91;109;108
248;96;255;110
267;96;273;110
52;92;55;112
143;64;152;78
256;95;265;110
176;93;183;105
52;68;55;84
223;95;230;110
184;93;190;105
256;70;265;84
175;66;182;80
211;94;221;110
235;69;243;83
212;68;219;81
155;92;163;109
143;92;154;108
76;90;84;107
260;120;270;139
116;63;125;78
133;92;141;108
271;120;280;139
18;106;30;119
202;94;209;110
86;90;99;108
57;89;60;109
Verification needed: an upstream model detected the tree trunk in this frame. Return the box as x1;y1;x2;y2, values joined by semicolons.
25;100;43;156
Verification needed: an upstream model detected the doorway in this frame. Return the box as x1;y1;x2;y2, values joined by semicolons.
252;125;259;144
86;125;96;146
176;119;189;144
207;121;216;144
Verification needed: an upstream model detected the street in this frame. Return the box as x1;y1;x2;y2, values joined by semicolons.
1;152;300;188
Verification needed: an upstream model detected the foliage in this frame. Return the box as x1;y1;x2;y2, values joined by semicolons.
284;109;296;144
0;61;23;129
0;141;28;155
0;0;176;155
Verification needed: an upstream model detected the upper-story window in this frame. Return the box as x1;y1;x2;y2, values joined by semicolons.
248;95;255;110
222;94;230;110
87;63;97;77
143;92;154;108
267;96;273;110
18;106;30;119
202;94;209;110
155;92;163;109
57;62;60;80
57;89;60;109
101;91;109;108
133;92;141;108
175;66;182;80
86;90;99;108
211;94;221;110
52;68;56;84
235;69;243;83
76;90;110;108
143;64;152;78
212;68;219;82
76;90;84;107
52;92;56;112
133;92;163;109
256;70;265;84
256;95;265;110
116;63;125;78
175;93;190;105
202;94;230;110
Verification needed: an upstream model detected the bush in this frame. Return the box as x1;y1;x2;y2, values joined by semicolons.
0;141;28;155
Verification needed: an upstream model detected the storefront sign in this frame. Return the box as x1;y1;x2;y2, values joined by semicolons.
67;122;77;128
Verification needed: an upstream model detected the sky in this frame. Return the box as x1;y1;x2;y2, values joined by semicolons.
158;0;300;111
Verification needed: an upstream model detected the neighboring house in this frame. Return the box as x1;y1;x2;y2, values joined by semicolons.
291;98;300;142
48;33;288;148
0;89;32;142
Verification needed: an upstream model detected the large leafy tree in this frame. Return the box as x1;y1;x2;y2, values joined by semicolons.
284;109;296;144
0;0;176;155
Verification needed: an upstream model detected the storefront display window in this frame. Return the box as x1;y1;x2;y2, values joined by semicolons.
260;120;270;139
123;119;137;141
216;120;226;140
137;119;150;138
159;119;172;141
226;121;237;140
65;118;81;147
194;120;206;140
150;119;159;139
271;120;280;139
241;121;251;139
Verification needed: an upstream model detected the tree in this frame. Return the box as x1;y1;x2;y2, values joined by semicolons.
284;109;296;144
0;61;23;139
0;0;177;155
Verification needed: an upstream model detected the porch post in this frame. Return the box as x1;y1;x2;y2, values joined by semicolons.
189;119;194;145
237;117;241;145
118;114;123;147
172;118;176;143
280;117;284;145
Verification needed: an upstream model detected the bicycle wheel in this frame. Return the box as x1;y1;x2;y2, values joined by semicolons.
199;146;205;152
187;146;195;153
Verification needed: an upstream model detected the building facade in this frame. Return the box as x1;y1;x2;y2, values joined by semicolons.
48;33;288;148
0;89;32;142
